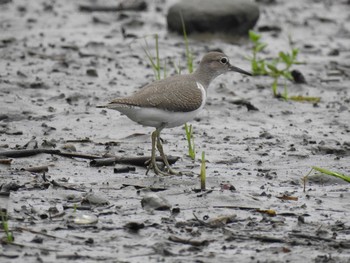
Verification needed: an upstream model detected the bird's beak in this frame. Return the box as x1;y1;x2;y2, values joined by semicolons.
229;64;252;76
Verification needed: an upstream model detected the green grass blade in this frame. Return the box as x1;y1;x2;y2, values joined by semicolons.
289;96;321;103
173;59;181;75
184;123;195;160
272;79;278;97
200;151;206;190
312;166;350;183
249;30;260;43
155;34;161;80
142;35;162;80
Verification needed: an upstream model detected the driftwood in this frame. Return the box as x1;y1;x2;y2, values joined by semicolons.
0;149;179;168
0;149;60;158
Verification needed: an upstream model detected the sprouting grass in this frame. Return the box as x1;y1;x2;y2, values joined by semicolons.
247;30;320;102
184;123;195;160
311;166;350;183
266;47;300;99
200;151;206;190
248;30;268;76
173;59;182;75
1;211;14;243
143;34;164;81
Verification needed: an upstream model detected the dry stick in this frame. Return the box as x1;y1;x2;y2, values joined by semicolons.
2;241;60;252
50;180;85;192
168;235;210;246
21;166;49;173
0;149;180;167
212;205;259;211
0;149;60;158
65;138;91;143
90;156;179;167
224;228;286;243
15;227;73;242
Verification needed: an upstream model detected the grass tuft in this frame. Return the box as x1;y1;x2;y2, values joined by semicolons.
143;34;165;80
247;30;320;102
1;210;14;243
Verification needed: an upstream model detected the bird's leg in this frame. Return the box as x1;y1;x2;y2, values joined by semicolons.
156;130;179;175
146;129;169;176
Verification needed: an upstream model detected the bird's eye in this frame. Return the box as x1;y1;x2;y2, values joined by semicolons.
220;57;228;64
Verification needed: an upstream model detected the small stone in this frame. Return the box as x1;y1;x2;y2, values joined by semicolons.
82;192;109;206
141;193;171;211
61;143;76;152
291;70;307;84
73;214;98;225
86;68;98;77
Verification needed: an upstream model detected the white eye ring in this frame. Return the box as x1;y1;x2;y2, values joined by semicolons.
220;57;228;64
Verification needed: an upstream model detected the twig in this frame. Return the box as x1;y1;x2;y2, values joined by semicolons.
21;166;49;173
15;227;72;242
50;180;85;192
168;235;210;246
90;156;179;167
1;241;60;252
56;152;101;160
65;138;92;143
0;149;180;167
212;205;259;211
121;183;167;192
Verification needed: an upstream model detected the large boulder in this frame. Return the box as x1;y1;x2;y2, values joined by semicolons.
167;0;259;35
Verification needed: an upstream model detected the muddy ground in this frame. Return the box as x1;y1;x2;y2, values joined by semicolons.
1;0;350;262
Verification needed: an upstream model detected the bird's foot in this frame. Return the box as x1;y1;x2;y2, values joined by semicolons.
146;160;173;176
164;166;180;175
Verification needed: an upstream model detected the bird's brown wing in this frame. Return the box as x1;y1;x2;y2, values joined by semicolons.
108;74;203;112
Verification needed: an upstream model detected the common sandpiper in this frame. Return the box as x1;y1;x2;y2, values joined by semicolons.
98;52;251;176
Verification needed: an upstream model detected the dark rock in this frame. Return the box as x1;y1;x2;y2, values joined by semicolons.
291;69;307;84
86;68;98;77
124;222;145;232
167;0;259;35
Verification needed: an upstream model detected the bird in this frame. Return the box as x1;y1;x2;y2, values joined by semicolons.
98;52;251;176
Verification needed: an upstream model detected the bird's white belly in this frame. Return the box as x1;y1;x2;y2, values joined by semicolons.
113;82;207;128
118;106;202;128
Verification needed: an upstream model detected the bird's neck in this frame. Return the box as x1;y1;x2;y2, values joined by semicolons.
193;66;218;89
